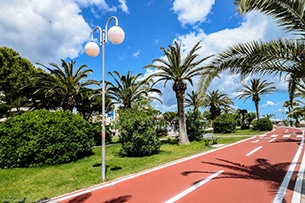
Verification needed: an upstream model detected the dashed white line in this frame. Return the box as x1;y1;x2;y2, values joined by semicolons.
273;138;304;203
269;138;277;143
246;146;263;156
164;170;224;203
271;134;278;137
283;135;290;138
291;145;305;202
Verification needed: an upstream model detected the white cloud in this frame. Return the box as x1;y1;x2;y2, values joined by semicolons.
75;0;117;12
75;0;129;14
0;0;91;64
0;0;129;65
172;0;215;26
133;50;140;57
263;100;275;107
118;0;129;13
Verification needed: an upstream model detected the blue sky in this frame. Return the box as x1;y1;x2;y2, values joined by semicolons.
0;0;292;119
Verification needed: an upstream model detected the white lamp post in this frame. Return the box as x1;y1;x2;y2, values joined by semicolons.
84;16;124;182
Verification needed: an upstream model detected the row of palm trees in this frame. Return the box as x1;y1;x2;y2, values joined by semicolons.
7;0;305;145
200;0;305;124
145;0;305;143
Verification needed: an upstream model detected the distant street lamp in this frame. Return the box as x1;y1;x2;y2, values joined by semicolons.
84;16;125;182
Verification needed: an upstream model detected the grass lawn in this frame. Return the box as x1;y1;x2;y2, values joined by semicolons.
0;130;263;202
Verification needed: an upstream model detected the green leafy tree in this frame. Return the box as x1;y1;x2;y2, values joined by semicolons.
237;109;248;125
246;112;257;126
145;41;211;144
34;59;99;112
0;47;38;117
107;71;162;109
163;111;179;132
204;90;234;120
236;79;276;119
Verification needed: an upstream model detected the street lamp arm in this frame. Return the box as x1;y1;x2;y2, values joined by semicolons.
89;16;120;46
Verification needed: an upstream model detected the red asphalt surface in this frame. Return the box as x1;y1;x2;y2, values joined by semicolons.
50;126;305;203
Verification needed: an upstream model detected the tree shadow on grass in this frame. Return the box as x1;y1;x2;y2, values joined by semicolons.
181;158;299;203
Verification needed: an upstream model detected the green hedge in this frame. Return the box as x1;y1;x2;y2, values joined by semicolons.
253;118;273;131
0;110;94;168
213;113;237;133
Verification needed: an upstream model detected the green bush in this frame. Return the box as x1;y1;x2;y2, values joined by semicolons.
186;110;205;141
89;122;112;145
253;118;273;131
0;110;94;168
213;113;237;133
240;123;250;130
116;105;161;157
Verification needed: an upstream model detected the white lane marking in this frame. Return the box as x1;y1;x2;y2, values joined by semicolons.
283;135;290;138
49;137;256;202
291;144;305;202
273;138;304;203
271;134;278;137
252;140;259;143
246;146;263;156
164;170;224;203
297;135;303;138
269;138;276;143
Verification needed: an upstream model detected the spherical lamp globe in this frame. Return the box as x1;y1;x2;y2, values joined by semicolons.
85;41;100;57
108;26;125;44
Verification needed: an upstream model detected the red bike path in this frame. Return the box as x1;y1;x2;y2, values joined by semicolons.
49;127;305;203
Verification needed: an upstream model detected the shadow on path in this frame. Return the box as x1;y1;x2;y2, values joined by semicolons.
182;158;299;203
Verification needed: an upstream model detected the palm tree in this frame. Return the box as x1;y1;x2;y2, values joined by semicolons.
204;90;234;120
283;100;299;126
34;59;99;111
106;70;162;109
200;0;305;102
236;78;276;119
185;90;204;112
145;41;211;144
234;0;305;35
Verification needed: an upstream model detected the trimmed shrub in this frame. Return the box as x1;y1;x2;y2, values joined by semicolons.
186;110;205;141
213;113;237;133
0;110;94;168
253;118;273;131
116;106;161;157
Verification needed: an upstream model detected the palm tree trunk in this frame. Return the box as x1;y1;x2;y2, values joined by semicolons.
255;101;260;120
175;90;190;144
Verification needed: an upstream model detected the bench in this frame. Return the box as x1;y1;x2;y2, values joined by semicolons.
203;133;219;146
